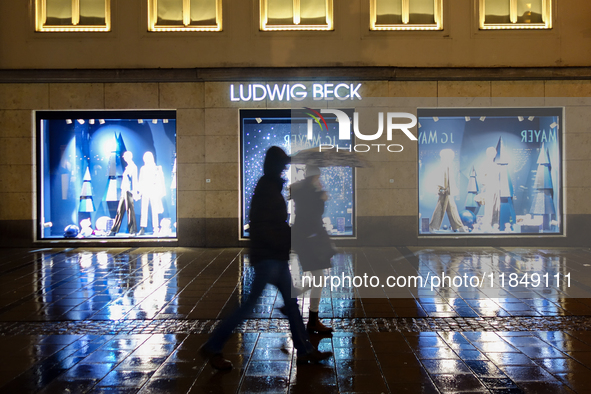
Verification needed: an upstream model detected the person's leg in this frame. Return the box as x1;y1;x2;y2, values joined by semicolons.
308;269;324;313
271;261;314;355
306;269;333;333
205;259;271;354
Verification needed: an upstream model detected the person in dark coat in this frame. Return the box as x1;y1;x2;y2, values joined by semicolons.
291;165;336;334
199;146;332;370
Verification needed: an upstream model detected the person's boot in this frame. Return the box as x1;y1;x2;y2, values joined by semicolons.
137;227;145;236
307;310;333;334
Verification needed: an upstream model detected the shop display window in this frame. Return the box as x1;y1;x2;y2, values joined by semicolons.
148;0;222;32
418;107;562;236
35;0;111;32
260;0;333;31
480;0;551;29
36;111;177;240
370;0;443;30
240;109;355;239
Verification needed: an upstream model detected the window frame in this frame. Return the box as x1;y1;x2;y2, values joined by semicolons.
479;0;552;30
147;0;222;32
35;0;111;32
370;0;443;31
260;0;334;31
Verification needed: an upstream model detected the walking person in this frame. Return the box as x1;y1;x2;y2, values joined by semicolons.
199;146;332;370
290;165;336;334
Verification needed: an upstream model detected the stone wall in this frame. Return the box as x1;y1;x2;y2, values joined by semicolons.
1;79;590;247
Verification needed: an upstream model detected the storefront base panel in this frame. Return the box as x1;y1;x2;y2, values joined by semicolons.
177;218;206;247
0;215;589;248
178;217;247;248
0;220;34;248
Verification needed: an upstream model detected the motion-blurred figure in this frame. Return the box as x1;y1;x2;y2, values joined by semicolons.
291;165;335;334
199;146;332;370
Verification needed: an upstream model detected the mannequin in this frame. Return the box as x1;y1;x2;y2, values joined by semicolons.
429;149;465;232
477;146;501;231
138;151;165;235
110;151;139;236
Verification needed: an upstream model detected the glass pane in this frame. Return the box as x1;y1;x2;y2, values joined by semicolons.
45;0;73;25
267;0;294;25
516;0;543;23
417;108;563;236
484;0;511;24
37;111;178;240
157;0;184;25
240;109;355;238
375;0;403;25
300;0;327;25
409;0;435;24
190;0;216;25
79;0;106;26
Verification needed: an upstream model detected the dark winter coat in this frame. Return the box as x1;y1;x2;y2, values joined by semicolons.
248;174;291;264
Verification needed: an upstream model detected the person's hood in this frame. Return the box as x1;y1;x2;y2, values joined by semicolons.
263;146;290;177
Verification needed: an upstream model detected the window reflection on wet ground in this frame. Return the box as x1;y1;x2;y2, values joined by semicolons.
0;247;591;393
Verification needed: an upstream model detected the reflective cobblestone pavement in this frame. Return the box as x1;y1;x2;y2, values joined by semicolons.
1;247;591;393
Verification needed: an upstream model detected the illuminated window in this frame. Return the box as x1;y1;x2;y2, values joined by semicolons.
36;0;110;32
480;0;552;29
260;0;333;31
370;0;443;30
148;0;222;32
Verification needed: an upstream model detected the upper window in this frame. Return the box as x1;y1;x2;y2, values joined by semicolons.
35;0;110;32
260;0;333;31
148;0;222;32
480;0;552;29
370;0;443;30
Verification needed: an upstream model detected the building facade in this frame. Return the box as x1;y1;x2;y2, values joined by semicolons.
1;0;590;247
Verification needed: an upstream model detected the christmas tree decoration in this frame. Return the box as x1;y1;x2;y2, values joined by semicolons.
79;166;95;212
530;142;556;230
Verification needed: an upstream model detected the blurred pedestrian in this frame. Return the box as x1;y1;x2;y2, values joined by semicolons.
291;165;336;334
200;147;332;370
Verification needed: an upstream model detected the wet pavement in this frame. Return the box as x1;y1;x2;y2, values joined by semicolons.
1;246;591;393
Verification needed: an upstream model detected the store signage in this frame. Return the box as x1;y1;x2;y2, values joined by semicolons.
230;83;362;102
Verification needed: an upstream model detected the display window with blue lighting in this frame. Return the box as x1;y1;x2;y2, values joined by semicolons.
36;110;177;240
240;109;356;239
418;107;563;236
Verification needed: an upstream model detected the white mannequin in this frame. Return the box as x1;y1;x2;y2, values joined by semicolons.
138;151;165;235
477;146;501;231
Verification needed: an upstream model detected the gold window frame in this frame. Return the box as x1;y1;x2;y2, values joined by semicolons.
35;0;111;32
370;0;443;31
148;0;222;32
479;0;552;29
260;0;334;31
